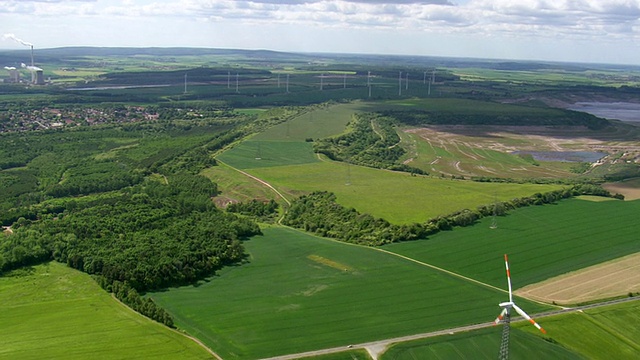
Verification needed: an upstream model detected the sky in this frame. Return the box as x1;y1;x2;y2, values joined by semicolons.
1;0;640;65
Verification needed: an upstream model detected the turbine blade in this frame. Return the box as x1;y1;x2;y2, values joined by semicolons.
504;254;513;303
513;304;546;334
494;307;508;325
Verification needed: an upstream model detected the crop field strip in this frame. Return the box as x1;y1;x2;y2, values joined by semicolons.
380;326;582;359
515;252;640;304
0;262;213;360
517;300;640;359
383;198;640;289
150;227;549;359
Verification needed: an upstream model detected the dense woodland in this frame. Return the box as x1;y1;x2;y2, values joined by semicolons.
313;112;426;174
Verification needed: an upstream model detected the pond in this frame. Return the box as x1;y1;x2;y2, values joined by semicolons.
568;102;640;123
513;151;606;163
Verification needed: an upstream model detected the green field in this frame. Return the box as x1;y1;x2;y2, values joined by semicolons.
384;197;640;288
247;161;564;224
218;140;319;169
517;300;640;359
253;102;369;141
381;299;640;359
381;326;581;360
0;262;213;360
150;227;549;359
216;99;567;224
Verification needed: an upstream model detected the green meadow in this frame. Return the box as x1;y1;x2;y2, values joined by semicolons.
517;300;640;359
380;326;581;360
0;262;212;360
216;99;566;223
150;227;549;359
383;197;640;288
253;102;370;141
247;161;564;224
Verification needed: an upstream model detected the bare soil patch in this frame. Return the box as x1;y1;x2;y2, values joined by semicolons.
515;253;640;305
602;178;640;200
406;125;607;154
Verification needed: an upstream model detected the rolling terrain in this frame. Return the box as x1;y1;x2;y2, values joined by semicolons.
1;47;640;360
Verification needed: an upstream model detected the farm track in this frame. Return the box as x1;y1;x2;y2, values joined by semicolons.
216;160;291;207
261;296;640;360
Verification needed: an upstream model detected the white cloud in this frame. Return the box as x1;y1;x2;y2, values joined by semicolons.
1;0;639;63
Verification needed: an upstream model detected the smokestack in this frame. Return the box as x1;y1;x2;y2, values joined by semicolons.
31;45;34;67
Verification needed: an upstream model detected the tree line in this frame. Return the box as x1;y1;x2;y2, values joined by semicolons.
282;185;622;246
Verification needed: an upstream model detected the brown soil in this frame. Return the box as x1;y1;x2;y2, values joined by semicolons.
515;253;640;305
602;178;640;200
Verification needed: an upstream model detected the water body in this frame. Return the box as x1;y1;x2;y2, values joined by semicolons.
568;102;640;123
514;151;606;163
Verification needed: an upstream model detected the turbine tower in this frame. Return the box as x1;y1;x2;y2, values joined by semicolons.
495;254;546;360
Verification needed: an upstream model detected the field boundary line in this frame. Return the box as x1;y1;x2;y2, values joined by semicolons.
376;248;557;307
109;294;222;359
374;248;506;294
216;160;291;207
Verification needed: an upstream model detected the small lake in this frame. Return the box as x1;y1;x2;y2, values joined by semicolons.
568;102;640;123
514;151;606;163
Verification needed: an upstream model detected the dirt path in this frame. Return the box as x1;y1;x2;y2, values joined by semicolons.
216;160;291;207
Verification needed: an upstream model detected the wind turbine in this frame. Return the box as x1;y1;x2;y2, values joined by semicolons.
495;254;545;360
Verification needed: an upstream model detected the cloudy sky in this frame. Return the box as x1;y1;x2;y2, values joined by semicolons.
1;0;640;64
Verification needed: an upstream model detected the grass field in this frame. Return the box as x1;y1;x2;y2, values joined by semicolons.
203;163;282;206
218;140;319;169
383;198;640;289
380;326;581;360
150;227;549;359
0;262;213;360
253;102;370;142
517;300;640;359
246;160;564;224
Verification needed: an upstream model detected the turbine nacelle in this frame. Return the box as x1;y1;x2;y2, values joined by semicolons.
494;254;546;334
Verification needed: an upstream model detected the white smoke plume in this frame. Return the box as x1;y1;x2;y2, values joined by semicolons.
2;33;33;47
20;63;42;72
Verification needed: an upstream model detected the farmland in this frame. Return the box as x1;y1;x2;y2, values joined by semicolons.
149;227;549;359
380;299;640;360
515;252;640;304
247;161;564;224
517;300;640;359
0;262;213;360
2;47;640;360
383;197;640;288
380;326;581;360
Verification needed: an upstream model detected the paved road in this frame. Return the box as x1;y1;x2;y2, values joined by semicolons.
260;296;640;360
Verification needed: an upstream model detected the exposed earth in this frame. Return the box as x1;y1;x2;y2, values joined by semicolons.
515;252;640;305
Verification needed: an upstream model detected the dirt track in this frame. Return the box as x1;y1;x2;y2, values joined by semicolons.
515;253;640;305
